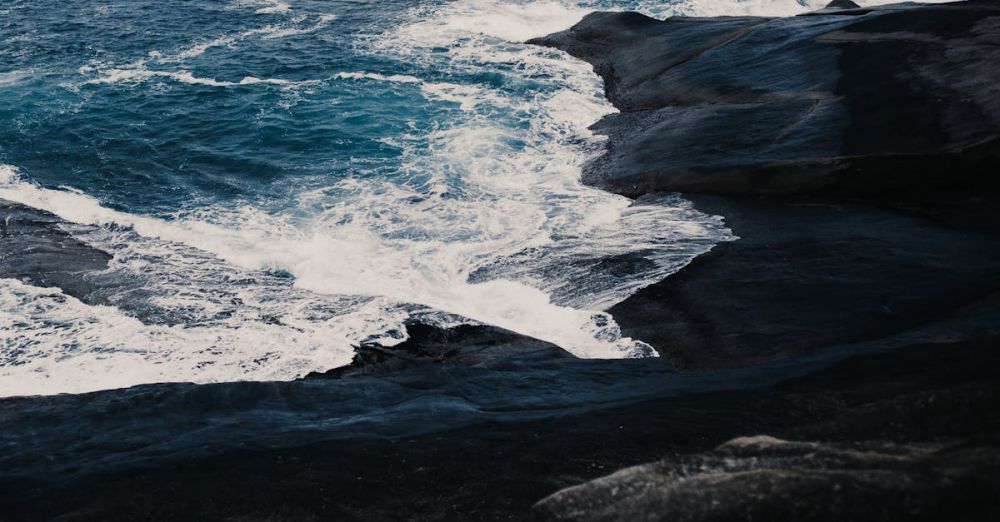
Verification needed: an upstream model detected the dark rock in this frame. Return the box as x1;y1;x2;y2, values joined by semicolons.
824;0;862;9
0;198;111;294
5;339;997;522
526;6;1000;519
529;1;1000;199
307;320;572;378
607;195;1000;370
535;434;1000;522
791;382;1000;443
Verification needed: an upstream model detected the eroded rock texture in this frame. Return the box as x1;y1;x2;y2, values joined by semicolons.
536;435;1000;522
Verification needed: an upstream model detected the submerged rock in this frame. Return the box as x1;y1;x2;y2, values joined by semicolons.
0;199;111;294
529;0;1000;198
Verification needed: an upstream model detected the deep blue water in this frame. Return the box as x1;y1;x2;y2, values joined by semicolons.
0;0;829;396
1;1;442;213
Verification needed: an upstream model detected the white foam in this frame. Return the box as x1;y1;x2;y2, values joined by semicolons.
258;14;337;40
82;68;303;87
658;0;826;17
232;0;293;15
254;0;291;14
627;0;956;18
278;2;734;361
333;72;423;84
165;14;336;59
3;0;736;371
418;1;593;43
1;0;762;397
170;35;239;61
0;163;17;182
76;11;336;87
0;163;687;363
334;72;515;111
2;163;418;396
0;69;31;88
0;277;363;397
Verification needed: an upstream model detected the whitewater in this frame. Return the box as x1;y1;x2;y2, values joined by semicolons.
0;0;929;396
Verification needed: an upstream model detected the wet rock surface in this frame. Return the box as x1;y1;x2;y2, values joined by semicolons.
529;0;1000;198
307;320;574;379
0;199;111;296
3;339;997;521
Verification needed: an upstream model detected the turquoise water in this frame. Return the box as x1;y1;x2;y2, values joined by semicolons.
0;0;826;396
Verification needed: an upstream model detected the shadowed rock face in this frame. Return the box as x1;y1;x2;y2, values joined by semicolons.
529;0;1000;198
607;195;1000;370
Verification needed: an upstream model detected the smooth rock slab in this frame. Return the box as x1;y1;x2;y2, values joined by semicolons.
606;195;1000;370
529;0;1000;198
0;198;111;294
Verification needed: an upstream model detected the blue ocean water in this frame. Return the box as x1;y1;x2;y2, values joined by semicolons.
0;0;825;396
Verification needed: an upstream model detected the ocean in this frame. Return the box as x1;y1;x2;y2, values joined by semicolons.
0;0;839;396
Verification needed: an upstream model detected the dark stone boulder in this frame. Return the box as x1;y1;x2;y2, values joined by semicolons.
529;0;1000;199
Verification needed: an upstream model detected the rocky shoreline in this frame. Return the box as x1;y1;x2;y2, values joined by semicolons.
529;0;1000;200
526;0;1000;519
2;1;999;520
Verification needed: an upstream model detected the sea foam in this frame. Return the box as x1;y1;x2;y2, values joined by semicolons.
4;0;940;397
0;0;757;396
